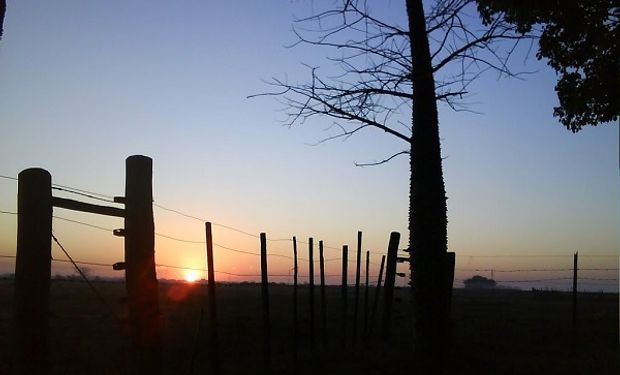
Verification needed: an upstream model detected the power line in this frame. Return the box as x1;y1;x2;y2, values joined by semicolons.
0;210;17;215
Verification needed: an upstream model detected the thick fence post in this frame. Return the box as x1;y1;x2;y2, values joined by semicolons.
14;168;52;375
124;155;161;374
292;236;298;361
381;232;400;339
205;222;220;375
319;240;327;348
370;255;386;333
260;233;271;367
353;231;362;344
341;245;348;346
308;237;315;350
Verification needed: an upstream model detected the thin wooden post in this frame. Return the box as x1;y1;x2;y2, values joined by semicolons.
14;168;52;375
381;232;400;339
205;222;220;375
341;245;348;346
308;237;315;350
363;250;370;337
319;240;327;348
260;233;271;367
370;255;386;333
572;251;578;330
292;236;298;361
124;155;161;374
353;231;362;344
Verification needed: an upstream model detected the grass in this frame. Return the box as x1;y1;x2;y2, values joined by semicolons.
0;279;617;374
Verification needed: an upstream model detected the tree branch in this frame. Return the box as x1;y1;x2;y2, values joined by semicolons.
354;150;410;167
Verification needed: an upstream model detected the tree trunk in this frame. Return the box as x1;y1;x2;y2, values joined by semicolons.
406;0;451;372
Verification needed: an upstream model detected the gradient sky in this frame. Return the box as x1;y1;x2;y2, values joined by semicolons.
0;1;618;291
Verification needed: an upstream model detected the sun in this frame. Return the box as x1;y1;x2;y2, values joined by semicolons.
184;271;199;283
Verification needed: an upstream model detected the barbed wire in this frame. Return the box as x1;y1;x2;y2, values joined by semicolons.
456;268;619;272
153;202;347;250
0;174;17;181
1;251;617;289
51;233;111;311
52;186;118;204
46;214;361;264
1;179;617;290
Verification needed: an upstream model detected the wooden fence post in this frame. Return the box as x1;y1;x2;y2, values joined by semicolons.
370;255;386;333
341;245;348;346
292;236;298;361
381;232;400;339
353;231;362;344
363;250;370;338
308;237;315;350
572;251;578;330
319;240;327;348
124;155;161;374
445;251;455;321
205;222;220;375
260;233;271;367
14;168;52;375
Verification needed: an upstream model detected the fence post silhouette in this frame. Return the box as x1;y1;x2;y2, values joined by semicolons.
14;168;52;375
445;251;455;323
319;240;327;348
341;245;349;346
124;155;161;374
308;237;315;350
292;236;298;361
353;231;362;344
205;222;220;375
381;232;400;339
260;233;271;367
572;251;578;330
363;250;370;338
370;255;386;333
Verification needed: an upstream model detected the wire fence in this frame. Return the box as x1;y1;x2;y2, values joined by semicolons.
0;174;618;292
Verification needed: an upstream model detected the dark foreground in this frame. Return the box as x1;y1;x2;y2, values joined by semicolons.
0;280;617;374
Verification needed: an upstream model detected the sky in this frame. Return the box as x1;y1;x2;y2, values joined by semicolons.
0;1;618;291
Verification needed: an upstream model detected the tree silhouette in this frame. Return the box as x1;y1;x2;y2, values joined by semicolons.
0;0;6;40
477;0;619;132
256;0;532;371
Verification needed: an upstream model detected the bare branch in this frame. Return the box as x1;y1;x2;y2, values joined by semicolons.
252;0;534;147
354;150;410;167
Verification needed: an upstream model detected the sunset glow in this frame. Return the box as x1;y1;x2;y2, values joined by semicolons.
184;271;199;283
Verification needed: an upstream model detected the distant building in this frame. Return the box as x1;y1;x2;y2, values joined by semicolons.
464;275;497;289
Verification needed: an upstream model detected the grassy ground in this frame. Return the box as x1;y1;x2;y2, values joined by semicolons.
0;279;617;374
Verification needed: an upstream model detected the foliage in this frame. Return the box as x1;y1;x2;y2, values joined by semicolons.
477;0;619;132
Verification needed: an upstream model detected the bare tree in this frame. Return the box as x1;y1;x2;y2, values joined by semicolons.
254;0;532;370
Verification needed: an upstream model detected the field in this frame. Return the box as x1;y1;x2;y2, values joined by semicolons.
0;279;618;374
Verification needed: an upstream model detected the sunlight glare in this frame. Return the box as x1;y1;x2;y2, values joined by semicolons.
184;270;199;283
